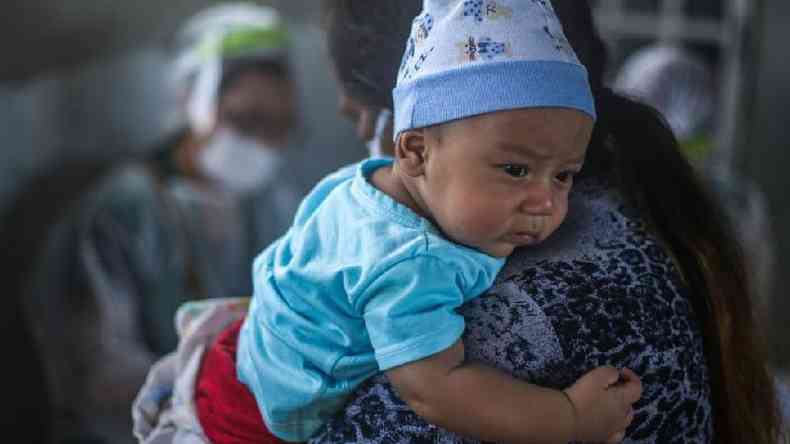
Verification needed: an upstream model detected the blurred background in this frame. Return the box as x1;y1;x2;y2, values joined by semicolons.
1;0;788;442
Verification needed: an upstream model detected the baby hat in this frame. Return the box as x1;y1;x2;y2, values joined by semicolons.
393;0;596;136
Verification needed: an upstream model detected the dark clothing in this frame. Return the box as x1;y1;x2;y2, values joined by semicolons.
23;132;298;443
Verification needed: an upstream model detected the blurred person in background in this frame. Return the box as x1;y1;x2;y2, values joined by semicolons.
23;3;301;443
613;44;776;321
132;2;421;443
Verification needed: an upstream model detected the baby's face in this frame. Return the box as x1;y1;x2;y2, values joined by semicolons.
419;108;593;257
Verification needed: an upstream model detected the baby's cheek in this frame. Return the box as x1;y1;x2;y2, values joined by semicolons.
447;189;513;241
463;204;510;236
548;198;569;233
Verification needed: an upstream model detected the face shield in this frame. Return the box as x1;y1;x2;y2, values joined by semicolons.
169;4;295;193
171;3;291;137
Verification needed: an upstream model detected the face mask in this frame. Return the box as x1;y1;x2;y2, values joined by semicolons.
366;108;393;158
197;127;285;194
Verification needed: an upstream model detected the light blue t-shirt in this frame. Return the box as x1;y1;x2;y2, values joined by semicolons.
236;158;505;441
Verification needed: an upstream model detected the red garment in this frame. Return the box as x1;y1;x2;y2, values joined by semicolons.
195;319;287;444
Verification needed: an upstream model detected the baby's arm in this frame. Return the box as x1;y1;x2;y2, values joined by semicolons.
386;339;641;444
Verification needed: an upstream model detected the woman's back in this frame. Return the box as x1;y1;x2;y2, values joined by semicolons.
312;176;713;443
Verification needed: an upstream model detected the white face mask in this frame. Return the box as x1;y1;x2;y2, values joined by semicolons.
366;109;393;158
197;127;285;194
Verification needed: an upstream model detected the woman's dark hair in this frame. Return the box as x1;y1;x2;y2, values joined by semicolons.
322;0;421;110
552;1;783;442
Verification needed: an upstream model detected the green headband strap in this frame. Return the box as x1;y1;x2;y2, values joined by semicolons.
198;25;289;61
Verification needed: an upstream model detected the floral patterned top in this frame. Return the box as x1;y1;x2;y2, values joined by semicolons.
310;176;713;444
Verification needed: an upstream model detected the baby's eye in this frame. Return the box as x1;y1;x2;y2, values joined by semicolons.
502;164;529;178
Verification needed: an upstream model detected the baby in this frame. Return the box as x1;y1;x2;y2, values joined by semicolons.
237;1;641;443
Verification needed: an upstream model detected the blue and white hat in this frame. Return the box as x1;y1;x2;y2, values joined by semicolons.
393;0;596;136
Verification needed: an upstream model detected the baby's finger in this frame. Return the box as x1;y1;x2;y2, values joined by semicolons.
620;367;639;380
621;368;642;392
620;407;635;430
617;374;643;404
596;366;621;387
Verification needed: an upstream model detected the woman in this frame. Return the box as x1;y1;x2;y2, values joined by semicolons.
312;0;783;443
24;4;300;443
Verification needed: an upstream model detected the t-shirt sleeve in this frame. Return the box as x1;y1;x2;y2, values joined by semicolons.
358;254;484;371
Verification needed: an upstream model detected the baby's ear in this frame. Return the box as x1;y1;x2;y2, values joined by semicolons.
396;129;428;177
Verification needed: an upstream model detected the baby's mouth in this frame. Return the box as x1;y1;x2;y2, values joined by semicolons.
522;217;547;235
523;217;546;235
505;217;548;245
507;232;539;245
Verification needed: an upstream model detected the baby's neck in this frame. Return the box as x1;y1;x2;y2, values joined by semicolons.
370;164;430;220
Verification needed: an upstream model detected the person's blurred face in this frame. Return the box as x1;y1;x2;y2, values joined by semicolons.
216;69;297;149
191;69;297;193
338;90;377;141
398;108;593;257
337;89;395;156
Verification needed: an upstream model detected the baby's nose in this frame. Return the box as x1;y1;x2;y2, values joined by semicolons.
520;183;554;214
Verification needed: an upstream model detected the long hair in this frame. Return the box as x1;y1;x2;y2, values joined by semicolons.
551;1;784;442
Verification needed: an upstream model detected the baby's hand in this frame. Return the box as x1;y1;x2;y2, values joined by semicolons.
563;367;642;443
